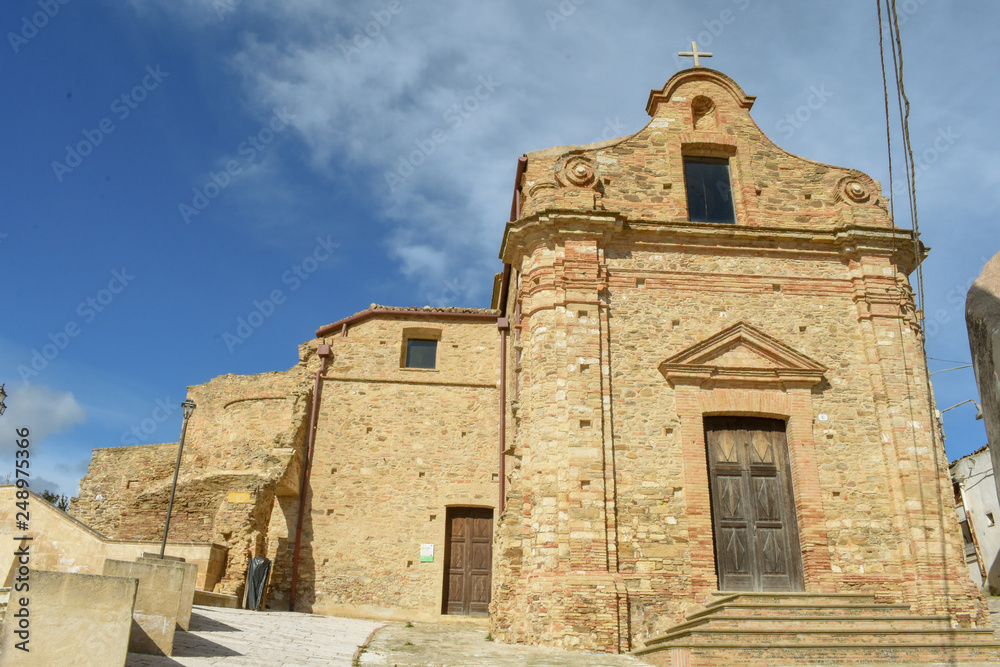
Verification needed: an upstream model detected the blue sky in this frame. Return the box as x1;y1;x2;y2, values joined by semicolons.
1;0;996;495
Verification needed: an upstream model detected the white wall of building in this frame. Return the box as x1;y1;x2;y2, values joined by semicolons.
952;446;1000;592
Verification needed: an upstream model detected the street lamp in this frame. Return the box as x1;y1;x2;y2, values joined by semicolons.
0;384;7;416
937;399;984;420
160;398;197;558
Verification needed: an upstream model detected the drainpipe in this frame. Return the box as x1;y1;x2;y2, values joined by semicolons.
498;316;509;515
495;156;524;518
289;343;331;610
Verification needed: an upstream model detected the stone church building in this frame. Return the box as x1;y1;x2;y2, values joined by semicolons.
71;68;998;663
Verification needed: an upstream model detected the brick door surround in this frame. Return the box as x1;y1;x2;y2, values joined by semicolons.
659;322;836;599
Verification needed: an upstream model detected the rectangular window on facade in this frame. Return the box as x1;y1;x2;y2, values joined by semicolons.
684;157;736;224
405;339;438;369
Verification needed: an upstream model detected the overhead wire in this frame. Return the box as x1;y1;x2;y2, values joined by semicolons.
887;0;926;318
880;0;965;632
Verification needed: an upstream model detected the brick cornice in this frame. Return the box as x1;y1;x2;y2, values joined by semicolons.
502;209;923;272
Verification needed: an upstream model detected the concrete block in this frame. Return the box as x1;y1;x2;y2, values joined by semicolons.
137;553;198;630
193;589;240;608
141;552;185;563
103;558;185;656
0;569;137;666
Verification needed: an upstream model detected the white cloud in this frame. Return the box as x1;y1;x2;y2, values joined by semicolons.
124;1;1000;375
137;0;630;303
0;384;86;457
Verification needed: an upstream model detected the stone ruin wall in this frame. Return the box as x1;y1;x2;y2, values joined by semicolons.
71;442;180;538
72;366;313;596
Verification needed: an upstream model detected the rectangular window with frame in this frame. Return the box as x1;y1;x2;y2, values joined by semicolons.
405;339;438;369
684;157;736;224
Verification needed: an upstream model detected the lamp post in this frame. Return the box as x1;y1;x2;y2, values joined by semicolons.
937;399;984;420
160;399;196;558
0;383;7;416
935;399;984;443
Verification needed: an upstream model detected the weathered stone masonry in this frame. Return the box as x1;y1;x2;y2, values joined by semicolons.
72;308;501;618
489;68;986;653
72;68;991;660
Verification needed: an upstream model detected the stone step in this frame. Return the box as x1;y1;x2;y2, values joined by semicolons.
636;592;1000;665
665;613;955;635
643;626;997;649
707;590;880;607
687;601;913;621
636;643;1000;667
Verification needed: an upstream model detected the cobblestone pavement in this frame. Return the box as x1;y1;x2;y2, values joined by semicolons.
358;620;653;666
126;605;383;666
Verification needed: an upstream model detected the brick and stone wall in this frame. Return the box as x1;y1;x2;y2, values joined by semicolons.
297;313;501;619
490;67;985;651
73;312;502;612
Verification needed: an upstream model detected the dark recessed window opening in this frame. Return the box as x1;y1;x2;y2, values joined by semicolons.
405;339;437;369
684;157;736;224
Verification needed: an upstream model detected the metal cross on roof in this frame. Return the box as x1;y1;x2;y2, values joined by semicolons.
678;41;713;67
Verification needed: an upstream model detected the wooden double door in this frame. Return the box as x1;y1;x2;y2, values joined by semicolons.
705;417;803;592
443;507;492;616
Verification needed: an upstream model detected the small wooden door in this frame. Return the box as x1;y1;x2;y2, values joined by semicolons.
443;507;493;616
705;417;803;592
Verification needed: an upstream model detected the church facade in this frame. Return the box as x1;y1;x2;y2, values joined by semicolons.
72;68;997;663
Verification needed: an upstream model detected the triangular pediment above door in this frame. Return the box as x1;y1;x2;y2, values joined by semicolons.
659;321;826;387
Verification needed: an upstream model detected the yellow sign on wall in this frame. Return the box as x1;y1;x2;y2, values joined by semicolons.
227;492;253;504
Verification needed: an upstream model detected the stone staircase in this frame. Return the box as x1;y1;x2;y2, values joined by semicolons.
632;591;1000;666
